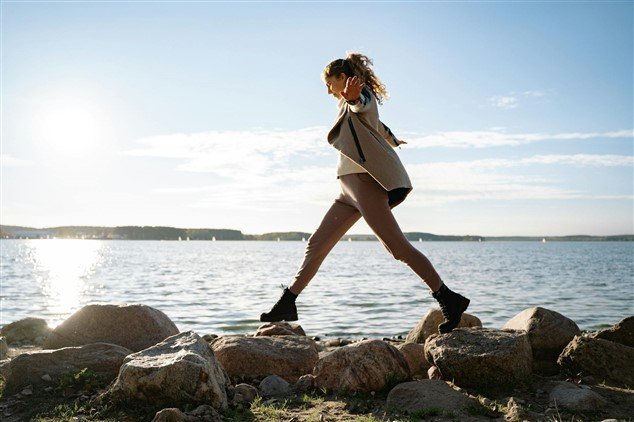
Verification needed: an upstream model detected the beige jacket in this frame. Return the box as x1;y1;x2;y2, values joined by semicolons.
327;86;413;193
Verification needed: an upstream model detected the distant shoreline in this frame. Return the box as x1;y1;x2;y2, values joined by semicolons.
1;225;632;242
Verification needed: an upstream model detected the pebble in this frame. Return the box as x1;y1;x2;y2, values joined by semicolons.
41;374;52;382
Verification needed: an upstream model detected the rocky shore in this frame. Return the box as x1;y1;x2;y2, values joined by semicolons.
0;305;632;421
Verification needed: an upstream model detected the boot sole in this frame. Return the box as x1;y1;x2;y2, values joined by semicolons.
439;297;470;334
259;313;298;322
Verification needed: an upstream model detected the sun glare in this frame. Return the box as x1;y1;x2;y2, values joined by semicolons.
27;239;105;326
35;100;108;158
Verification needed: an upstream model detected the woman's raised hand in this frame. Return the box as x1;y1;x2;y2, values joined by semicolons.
342;76;365;102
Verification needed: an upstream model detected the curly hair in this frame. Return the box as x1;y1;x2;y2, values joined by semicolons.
321;52;389;105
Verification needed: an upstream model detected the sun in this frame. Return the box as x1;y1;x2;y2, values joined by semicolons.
38;102;105;157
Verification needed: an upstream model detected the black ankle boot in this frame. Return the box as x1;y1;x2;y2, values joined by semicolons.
260;287;298;322
431;283;470;334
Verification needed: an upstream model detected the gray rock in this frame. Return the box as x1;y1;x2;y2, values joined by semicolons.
259;374;290;396
590;316;634;348
386;380;479;415
406;308;482;344
254;322;306;337
549;381;608;412
558;334;634;387
44;304;179;352
108;331;229;410
210;335;318;383
3;342;131;394
503;306;581;366
313;339;410;393
1;317;51;345
395;342;430;377
424;327;532;388
232;383;258;406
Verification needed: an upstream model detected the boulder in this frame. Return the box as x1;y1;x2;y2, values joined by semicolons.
254;322;306;336
44;304;179;352
210;335;318;383
406;309;481;344
2;342;131;394
108;331;228;410
424;327;532;388
386;380;479;415
395;342;430;377
557;334;634;386
313;339;410;393
503;307;581;364
1;317;51;345
549;381;608;412
259;374;290;396
590;316;633;347
152;405;222;422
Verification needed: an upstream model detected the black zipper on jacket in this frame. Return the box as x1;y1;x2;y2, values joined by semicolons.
347;115;366;163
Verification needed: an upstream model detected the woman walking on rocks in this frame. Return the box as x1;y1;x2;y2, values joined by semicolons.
260;52;470;334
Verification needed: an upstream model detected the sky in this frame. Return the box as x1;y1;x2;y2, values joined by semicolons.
1;0;633;236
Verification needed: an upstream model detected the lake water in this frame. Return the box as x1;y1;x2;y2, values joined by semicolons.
1;239;632;340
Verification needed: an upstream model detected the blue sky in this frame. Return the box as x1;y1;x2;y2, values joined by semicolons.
2;1;632;236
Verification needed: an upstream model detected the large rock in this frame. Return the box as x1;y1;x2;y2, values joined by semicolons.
424;327;532;388
503;307;581;364
313;339;410;393
386;380;480;415
549;381;608;412
1;317;51;344
44;304;179;352
2;342;131;394
590;316;633;347
210;335;318;383
406;308;481;344
108;331;228;410
557;334;634;387
395;342;430;377
254;322;306;337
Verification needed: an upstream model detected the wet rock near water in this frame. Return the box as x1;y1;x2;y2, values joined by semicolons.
424;327;532;388
2;342;132;394
44;304;179;352
210;335;318;383
106;331;229;411
557;334;634;387
405;308;482;344
254;322;306;337
313;339;410;393
503;306;581;372
394;342;430;377
589;316;634;348
0;317;51;345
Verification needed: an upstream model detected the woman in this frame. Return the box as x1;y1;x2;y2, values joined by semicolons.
260;52;470;334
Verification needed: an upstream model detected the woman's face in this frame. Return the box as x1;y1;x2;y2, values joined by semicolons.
324;73;347;99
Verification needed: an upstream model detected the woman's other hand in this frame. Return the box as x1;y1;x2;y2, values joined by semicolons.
342;76;365;102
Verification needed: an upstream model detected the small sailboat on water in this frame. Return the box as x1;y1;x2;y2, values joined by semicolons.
542;237;546;243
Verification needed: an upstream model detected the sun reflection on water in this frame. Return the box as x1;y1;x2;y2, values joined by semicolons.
26;239;105;326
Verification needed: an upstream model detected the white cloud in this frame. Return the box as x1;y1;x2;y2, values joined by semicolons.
400;129;633;148
1;154;33;167
125;128;633;210
488;89;548;109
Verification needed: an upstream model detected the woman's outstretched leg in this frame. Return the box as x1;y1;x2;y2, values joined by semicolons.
260;194;361;322
352;177;470;333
